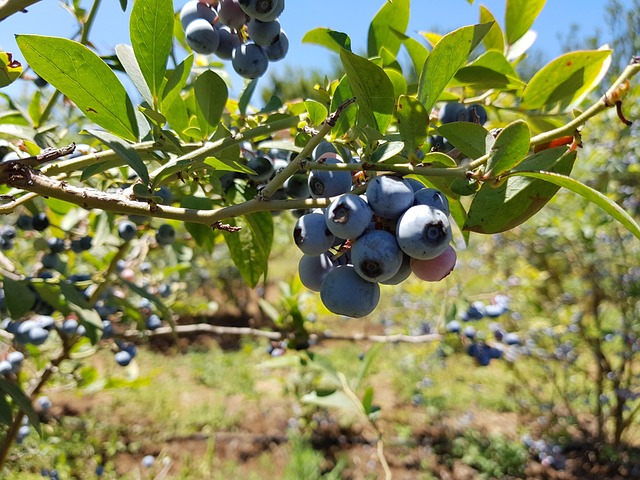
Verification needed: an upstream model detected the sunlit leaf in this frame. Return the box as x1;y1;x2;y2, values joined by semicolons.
505;0;546;45
485;120;531;177
0;52;22;88
302;28;352;53
16;35;139;140
340;49;395;133
397;94;429;154
417;23;493;114
367;0;410;57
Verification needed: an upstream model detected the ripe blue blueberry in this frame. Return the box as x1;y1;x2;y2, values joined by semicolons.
27;326;49;345
185;19;220;55
41;252;60;269
312;140;338;161
214;25;242;60
142;455;155;468
466;104;488;125
320;265;380;318
298;253;336;292
118;220;137;241
146;314;162;330
156;224;176;246
284;173;310;199
238;0;284;22
396;205;452;260
365;175;414;220
439;102;468;124
380;253;412;285
445;320;461;333
247;155;275;182
32;212;50;231
114;350;132;367
180;0;217;30
16;214;33;230
247;18;281;46
264;30;289;62
324;193;372;240
293;213;335;256
413;188;450;216
232;43;269;79
351;230;403;283
308;154;352;199
503;332;521;346
48;237;66;253
61;318;79;335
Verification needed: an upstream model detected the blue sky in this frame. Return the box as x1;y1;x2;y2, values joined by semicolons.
0;0;622;99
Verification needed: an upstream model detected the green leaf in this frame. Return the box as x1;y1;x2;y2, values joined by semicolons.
479;6;505;52
304;100;328;127
195;70;228;139
329;76;356;138
362;386;374;415
301;28;352;53
417;23;493;114
180;195;216;252
384;68;407;98
223;189;273;287
397;95;429;154
16;35;139;141
505;0;546;45
464;148;576;233
485;119;530;177
437;121;493;159
372;141;405;163
0;51;22;88
162;54;194;105
204;157;255;175
2;277;35;319
454;50;524;89
0;378;40;435
119;0;127;11
301;390;356;411
339;49;395;133
391;28;430;77
520;50;612;110
238;78;258;116
87;129;149;185
115;44;153;106
422;152;457;168
509;171;640;241
130;0;173;104
0;395;12;426
367;0;410;58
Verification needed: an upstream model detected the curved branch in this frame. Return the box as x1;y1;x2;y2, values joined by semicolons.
0;0;42;22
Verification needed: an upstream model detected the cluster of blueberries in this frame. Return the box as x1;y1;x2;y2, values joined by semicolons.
292;144;456;318
180;0;288;79
430;102;488;152
444;296;520;366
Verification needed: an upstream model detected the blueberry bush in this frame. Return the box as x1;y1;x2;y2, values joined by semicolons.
0;0;639;476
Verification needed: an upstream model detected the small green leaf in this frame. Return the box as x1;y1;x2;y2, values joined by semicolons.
362;386;374;415
301;28;352;53
0;378;41;435
417;23;493;114
304;100;328;127
119;0;127;11
479;6;505;52
301;390;356;411
0;395;12;425
391;28;430;77
195;70;228;139
204;157;255;175
372;141;405;163
115;44;153;106
0;52;22;88
87;129;149;185
329;76;356;138
162;54;194;105
181;195;216;252
464;148;576;233
397;95;428;154
367;0;410;58
485;119;530;177
505;0;546;45
16;35;139;140
384;68;407;98
509;171;640;241
340;49;395;133
238;78;258;116
130;0;173;103
223;188;273;287
454;50;524;89
2;277;35;319
437;121;493;159
422;152;457;168
521;50;612;110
